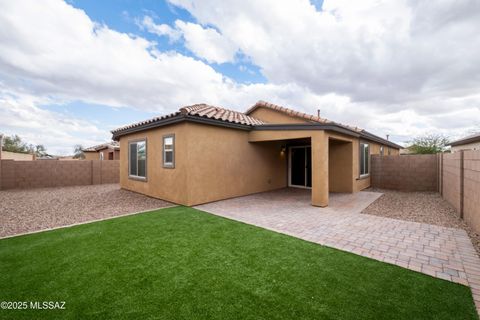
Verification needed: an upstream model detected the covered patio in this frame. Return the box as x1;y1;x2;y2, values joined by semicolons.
249;129;356;207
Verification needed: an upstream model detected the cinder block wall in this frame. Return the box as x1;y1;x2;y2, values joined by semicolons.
0;160;119;190
462;151;480;233
371;151;480;233
101;160;120;184
371;154;438;191
442;152;462;214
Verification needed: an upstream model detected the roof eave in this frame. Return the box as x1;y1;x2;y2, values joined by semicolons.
449;136;480;147
111;114;252;140
251;124;401;149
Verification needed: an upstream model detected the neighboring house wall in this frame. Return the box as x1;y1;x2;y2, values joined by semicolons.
84;152;99;161
1;151;34;161
371;154;439;191
84;148;120;160
0;160;119;190
451;141;480;152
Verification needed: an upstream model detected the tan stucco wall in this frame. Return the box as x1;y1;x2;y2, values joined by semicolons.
249;107;310;124
84;148;120;161
1;151;34;161
119;122;287;206
329;139;353;192
84;152;99;161
185;123;286;205
120;123;189;205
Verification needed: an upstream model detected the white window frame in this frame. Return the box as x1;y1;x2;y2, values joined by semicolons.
163;134;175;168
99;152;104;160
128;139;147;180
359;142;370;178
380;146;384;156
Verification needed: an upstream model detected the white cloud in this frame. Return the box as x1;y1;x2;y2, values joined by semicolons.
0;0;230;112
174;20;238;64
138;16;182;41
0;0;479;154
0;92;109;155
138;15;238;64
169;0;480;104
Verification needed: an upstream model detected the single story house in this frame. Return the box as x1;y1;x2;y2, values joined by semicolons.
0;150;35;161
449;133;480;152
83;141;120;160
111;101;401;207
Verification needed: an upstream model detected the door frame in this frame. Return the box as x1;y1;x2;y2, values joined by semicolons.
288;145;312;189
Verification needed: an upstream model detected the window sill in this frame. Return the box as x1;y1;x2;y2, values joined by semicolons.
163;164;175;169
357;174;370;180
129;175;147;182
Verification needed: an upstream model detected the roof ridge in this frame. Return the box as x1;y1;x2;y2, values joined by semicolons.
245;100;362;132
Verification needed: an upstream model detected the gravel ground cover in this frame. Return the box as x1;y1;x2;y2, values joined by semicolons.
0;184;173;238
362;189;480;254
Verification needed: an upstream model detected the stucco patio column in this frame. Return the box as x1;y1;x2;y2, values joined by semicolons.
311;131;329;207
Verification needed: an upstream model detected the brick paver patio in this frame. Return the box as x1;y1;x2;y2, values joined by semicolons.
196;188;480;312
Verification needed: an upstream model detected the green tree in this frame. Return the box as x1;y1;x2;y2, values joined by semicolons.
73;144;85;159
407;134;449;154
32;144;47;157
2;134;31;153
2;134;48;156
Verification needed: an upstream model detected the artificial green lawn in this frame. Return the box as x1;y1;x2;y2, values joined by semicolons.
0;206;477;320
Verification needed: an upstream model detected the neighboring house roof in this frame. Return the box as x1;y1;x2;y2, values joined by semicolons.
83;141;120;152
36;154;59;160
111;101;402;149
449;132;480;147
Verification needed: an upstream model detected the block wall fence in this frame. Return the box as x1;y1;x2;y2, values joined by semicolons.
0;160;119;190
372;151;480;233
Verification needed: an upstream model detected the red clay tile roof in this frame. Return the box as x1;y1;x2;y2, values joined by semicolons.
180;104;265;126
83;141;120;152
111;101;400;149
111;104;264;134
246;100;363;133
111;111;181;134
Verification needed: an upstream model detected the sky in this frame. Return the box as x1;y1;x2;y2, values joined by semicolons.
0;0;479;155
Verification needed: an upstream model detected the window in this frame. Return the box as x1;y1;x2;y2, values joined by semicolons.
163;134;175;168
129;140;146;179
99;152;104;160
380;146;384;156
360;142;370;177
388;148;391;155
